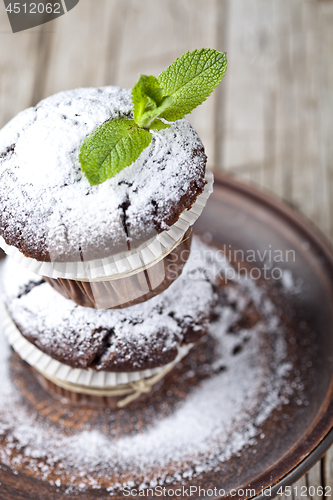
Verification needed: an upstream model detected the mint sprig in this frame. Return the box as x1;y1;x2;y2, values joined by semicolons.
79;48;227;186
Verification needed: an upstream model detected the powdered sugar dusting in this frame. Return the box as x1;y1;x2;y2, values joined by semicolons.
0;243;302;494
0;86;207;262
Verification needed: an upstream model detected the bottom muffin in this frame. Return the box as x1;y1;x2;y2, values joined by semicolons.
4;313;193;408
2;237;218;374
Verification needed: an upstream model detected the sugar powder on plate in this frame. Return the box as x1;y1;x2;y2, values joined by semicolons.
0;241;302;493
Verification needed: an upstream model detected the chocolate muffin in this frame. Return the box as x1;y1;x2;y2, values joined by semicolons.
2;238;217;373
0;86;208;264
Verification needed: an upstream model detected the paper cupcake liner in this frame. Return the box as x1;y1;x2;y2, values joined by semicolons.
2;306;193;388
44;229;192;310
0;169;213;281
35;363;177;408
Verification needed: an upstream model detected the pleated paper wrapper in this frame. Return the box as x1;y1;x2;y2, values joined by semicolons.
0;170;213;282
2;307;193;388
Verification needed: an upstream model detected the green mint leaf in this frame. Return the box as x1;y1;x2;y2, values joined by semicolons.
132;74;172;128
79;118;152;185
149;119;171;131
157;48;227;121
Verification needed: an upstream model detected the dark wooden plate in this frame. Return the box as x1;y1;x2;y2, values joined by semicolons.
194;173;333;498
1;173;333;500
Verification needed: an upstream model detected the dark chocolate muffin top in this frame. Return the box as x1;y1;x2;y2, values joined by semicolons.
2;238;217;372
0;87;207;263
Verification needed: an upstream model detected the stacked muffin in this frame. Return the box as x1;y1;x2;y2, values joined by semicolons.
0;87;216;407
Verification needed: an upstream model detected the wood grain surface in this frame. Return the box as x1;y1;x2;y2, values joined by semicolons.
0;0;332;494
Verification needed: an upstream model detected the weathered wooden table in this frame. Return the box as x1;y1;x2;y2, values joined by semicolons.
0;0;332;495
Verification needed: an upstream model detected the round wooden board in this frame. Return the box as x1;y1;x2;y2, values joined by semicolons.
1;173;333;499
